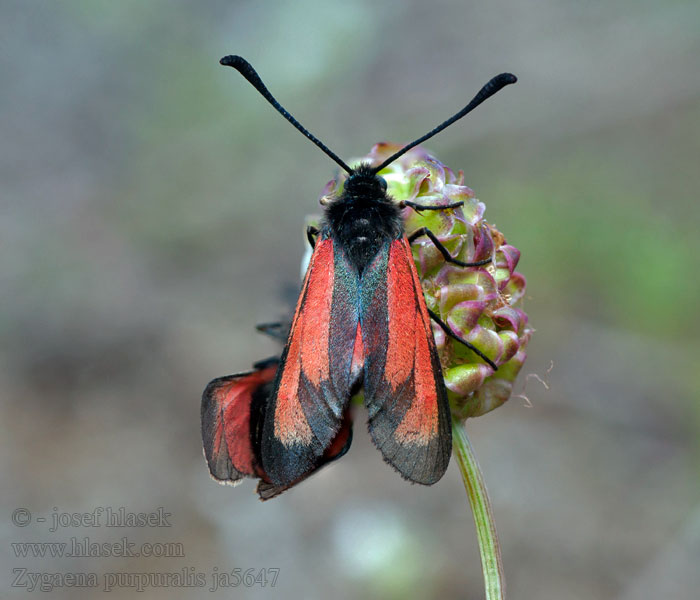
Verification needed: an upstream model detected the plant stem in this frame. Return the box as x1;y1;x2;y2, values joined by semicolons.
452;418;506;600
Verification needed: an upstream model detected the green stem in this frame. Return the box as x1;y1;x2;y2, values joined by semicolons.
452;418;506;600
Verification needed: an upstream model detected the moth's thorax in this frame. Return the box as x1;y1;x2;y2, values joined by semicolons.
342;164;386;200
323;165;403;274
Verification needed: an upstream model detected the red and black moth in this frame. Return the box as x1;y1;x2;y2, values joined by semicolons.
202;56;516;492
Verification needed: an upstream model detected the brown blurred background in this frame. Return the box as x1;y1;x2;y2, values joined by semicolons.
2;1;699;599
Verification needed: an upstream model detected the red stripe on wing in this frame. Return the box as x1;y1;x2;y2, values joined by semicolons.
299;240;334;385
221;369;271;474
274;326;311;445
201;364;277;482
385;240;417;390
273;239;334;446
392;239;439;444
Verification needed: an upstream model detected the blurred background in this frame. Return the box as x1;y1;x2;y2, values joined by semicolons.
2;1;698;598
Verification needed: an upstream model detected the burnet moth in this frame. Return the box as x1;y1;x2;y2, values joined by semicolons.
206;56;516;489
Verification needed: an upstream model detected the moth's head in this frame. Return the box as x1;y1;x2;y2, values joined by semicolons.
344;163;388;200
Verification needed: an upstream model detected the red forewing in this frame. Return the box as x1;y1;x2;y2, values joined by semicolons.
361;238;451;484
261;238;361;486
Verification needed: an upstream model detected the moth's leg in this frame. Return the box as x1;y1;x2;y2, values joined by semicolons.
427;309;498;371
251;356;281;370
306;225;319;249
402;200;464;212
255;322;287;341
408;227;492;267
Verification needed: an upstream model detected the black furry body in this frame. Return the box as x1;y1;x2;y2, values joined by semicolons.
321;164;403;274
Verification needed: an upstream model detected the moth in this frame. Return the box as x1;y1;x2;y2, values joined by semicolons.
202;56;515;491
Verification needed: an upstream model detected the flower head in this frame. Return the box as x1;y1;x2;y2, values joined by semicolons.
317;143;532;419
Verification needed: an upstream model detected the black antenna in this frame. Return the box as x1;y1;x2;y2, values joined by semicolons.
373;73;517;173
220;55;353;174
